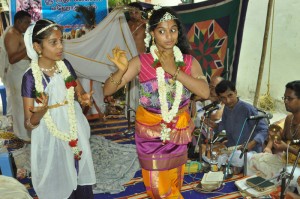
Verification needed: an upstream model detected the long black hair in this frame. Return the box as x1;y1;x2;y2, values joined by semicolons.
32;19;62;45
146;7;190;54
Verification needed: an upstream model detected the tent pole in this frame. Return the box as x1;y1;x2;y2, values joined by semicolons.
126;82;131;129
253;0;274;107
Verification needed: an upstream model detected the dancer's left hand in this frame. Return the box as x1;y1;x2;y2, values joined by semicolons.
78;91;94;107
155;49;176;75
29;93;49;114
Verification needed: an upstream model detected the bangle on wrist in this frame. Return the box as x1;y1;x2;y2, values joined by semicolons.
172;67;181;81
109;73;121;86
196;75;207;82
26;118;39;129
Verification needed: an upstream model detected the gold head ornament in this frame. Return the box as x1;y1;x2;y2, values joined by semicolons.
36;20;59;36
36;24;58;35
159;12;177;23
147;5;177;23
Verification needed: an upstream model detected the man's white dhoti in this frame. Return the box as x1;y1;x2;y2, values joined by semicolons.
6;59;30;141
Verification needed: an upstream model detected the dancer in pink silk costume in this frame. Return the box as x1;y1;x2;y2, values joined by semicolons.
104;6;209;198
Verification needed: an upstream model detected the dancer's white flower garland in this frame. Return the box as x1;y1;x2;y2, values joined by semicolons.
150;45;185;67
150;45;184;142
31;60;81;159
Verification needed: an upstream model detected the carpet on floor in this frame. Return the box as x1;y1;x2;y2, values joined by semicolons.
1;116;261;199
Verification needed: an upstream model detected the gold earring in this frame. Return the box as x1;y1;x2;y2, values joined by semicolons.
152;37;155;46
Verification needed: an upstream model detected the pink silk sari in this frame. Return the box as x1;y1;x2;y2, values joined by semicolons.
136;53;196;198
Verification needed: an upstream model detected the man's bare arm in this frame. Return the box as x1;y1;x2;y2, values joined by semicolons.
4;31;28;64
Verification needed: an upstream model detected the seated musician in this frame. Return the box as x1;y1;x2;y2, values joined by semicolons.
248;80;300;181
189;76;224;157
214;80;268;153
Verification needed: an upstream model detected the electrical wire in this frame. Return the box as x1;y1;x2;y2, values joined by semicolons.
224;118;247;177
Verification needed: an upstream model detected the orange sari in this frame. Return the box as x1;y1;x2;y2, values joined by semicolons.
142;165;185;199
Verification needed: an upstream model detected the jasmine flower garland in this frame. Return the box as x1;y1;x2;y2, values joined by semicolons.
151;45;184;142
31;60;82;160
144;23;151;48
150;45;185;68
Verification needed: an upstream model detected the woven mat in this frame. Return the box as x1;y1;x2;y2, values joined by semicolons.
0;132;25;149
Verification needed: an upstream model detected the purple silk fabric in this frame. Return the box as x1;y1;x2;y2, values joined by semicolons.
135;134;188;155
135;131;188;171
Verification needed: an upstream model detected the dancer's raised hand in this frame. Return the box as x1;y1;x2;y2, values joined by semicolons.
107;46;128;72
78;90;94;107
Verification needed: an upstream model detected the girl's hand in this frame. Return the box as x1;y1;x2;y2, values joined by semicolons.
154;49;177;75
263;147;272;153
107;46;128;72
29;93;48;113
78;91;94;107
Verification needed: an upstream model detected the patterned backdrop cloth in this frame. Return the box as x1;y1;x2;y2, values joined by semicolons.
141;0;248;83
173;0;249;83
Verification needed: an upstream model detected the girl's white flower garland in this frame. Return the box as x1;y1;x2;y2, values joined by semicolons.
31;60;81;158
150;45;184;142
150;45;184;67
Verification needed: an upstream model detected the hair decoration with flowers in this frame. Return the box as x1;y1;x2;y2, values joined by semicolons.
144;23;151;48
31;60;82;160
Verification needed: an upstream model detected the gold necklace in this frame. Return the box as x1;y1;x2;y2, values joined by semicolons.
40;65;56;72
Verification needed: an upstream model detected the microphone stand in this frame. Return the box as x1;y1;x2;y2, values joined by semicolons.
281;148;300;198
204;111;214;169
239;119;259;176
194;110;213;170
280;167;287;199
195;115;205;163
124;104;136;136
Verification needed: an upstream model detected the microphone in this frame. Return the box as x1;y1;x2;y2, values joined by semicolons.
197;101;219;112
248;113;273;120
206;104;222;114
